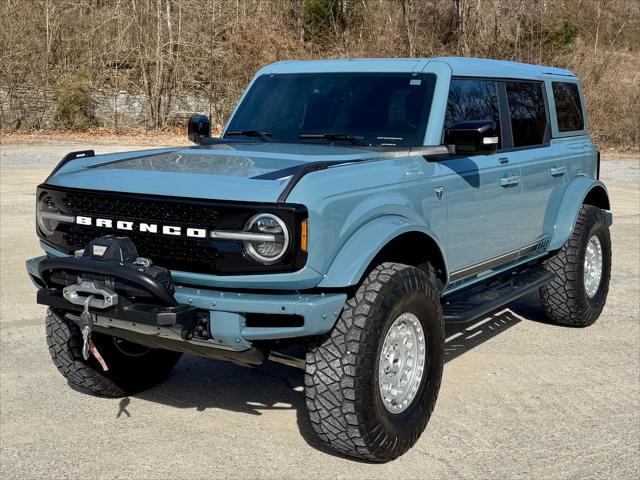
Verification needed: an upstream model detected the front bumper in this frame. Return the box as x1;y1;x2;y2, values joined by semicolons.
26;255;346;356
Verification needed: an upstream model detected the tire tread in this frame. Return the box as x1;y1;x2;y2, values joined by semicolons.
45;309;125;397
540;205;611;327
305;262;443;462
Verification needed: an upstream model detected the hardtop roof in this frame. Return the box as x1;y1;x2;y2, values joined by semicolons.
259;56;576;81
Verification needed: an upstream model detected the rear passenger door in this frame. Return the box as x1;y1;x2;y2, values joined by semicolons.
441;79;523;278
505;81;566;249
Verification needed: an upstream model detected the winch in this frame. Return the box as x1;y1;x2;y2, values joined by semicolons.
67;235;174;305
36;235;197;327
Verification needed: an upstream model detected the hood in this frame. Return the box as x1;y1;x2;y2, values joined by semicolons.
45;142;381;203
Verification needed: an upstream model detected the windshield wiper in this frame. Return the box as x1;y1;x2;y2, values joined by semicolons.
225;130;272;141
298;133;368;146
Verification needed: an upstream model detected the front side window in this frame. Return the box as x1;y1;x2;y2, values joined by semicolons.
227;72;436;147
445;79;501;148
552;81;585;132
506;81;547;147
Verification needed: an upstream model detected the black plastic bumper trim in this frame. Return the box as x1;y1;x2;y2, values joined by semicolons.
38;288;197;328
37;256;178;306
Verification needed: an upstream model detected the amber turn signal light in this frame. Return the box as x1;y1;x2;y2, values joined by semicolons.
300;219;308;252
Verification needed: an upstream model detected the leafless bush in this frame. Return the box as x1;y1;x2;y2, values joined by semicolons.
53;70;97;130
0;0;637;149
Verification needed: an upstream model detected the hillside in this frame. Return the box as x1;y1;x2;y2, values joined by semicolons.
0;0;638;150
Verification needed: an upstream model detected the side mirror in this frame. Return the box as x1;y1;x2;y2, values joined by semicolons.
188;114;211;144
445;120;499;155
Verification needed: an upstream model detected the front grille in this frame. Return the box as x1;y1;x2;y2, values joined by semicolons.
39;186;307;275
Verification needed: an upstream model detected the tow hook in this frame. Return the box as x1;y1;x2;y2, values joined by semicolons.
79;295;109;371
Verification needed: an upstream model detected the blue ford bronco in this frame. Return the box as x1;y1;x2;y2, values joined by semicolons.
27;57;612;462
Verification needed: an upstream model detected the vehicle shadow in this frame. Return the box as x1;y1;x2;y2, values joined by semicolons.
132;298;544;460
443;307;523;362
134;350;337;455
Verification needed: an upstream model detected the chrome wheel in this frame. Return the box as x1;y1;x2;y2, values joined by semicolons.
378;312;426;414
584;235;603;298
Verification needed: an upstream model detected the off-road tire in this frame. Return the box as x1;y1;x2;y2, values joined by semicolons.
46;309;182;397
540;204;611;327
305;263;444;462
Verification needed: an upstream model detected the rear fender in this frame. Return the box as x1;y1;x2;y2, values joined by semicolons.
318;215;448;288
548;176;611;251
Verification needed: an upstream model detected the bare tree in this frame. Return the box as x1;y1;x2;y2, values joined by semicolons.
0;0;637;148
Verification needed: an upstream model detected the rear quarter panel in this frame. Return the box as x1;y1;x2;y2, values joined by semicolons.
544;78;605;251
544;77;597;180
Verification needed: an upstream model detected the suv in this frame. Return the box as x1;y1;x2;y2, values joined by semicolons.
27;57;612;462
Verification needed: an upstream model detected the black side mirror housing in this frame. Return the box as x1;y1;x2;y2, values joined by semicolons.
445;120;499;155
188;115;211;144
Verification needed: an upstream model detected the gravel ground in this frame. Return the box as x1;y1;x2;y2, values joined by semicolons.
1;144;638;479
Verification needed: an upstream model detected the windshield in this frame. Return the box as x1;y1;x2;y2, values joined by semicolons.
226;72;436;147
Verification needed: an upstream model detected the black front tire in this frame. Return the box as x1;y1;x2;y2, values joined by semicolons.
540;205;612;327
305;263;444;462
46;309;182;397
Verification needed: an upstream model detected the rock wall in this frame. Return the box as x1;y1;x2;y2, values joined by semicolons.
0;88;212;129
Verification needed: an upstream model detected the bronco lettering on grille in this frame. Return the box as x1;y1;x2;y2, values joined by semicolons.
75;216;207;238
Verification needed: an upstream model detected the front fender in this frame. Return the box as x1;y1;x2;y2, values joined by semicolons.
548;176;612;251
318;215;447;288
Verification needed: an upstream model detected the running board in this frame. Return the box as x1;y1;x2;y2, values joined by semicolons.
442;267;554;323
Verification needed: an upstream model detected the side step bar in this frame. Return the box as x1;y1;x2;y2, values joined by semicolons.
442;267;554;323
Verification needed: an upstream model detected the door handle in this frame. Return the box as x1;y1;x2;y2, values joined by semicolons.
550;166;567;176
500;175;521;187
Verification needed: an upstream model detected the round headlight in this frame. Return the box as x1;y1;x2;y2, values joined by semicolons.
243;213;289;264
36;193;73;236
37;194;61;236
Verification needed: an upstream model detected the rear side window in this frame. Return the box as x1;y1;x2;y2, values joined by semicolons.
506;81;547;147
552;82;585;132
445;79;501;148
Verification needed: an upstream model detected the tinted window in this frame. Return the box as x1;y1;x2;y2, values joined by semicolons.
445;79;501;147
506;81;547;147
227;73;436;147
552;82;585;132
